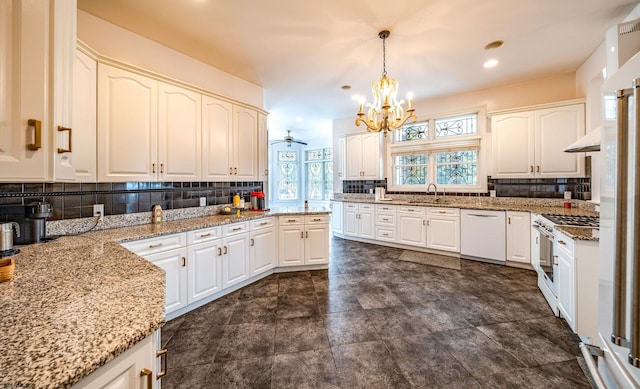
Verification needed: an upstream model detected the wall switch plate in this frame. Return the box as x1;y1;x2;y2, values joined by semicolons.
489;190;496;197
564;191;572;200
93;204;104;222
199;197;206;207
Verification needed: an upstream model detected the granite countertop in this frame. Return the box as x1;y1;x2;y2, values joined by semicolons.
0;208;329;388
555;226;600;242
332;197;599;218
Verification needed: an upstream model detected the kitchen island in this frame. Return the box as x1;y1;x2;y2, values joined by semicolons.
0;207;329;388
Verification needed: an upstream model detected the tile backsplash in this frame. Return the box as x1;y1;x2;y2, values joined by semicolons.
343;177;591;199
0;181;263;221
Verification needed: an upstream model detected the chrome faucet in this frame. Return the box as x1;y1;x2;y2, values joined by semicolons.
426;182;438;202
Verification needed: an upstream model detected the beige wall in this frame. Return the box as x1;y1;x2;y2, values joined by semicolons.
332;73;578;193
77;10;264;108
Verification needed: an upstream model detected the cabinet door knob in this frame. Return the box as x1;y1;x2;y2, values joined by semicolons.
234;167;238;174
152;163;156;174
229;167;233;174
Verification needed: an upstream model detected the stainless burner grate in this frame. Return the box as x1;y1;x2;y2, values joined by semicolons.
542;214;599;228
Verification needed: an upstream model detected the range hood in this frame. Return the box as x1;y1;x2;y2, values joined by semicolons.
564;127;601;153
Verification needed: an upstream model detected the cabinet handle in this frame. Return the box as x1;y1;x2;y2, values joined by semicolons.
338;172;342;177
181;257;186;267
306;231;309;238
382;218;389;221
234;167;238;174
229;167;233;175
438;211;447;214
553;255;558;266
156;348;167;380
427;220;430;227
57;126;72;153
160;163;164;174
250;238;254;246
140;368;152;389
508;217;511;224
224;246;227;254
536;165;540;173
536;236;539;244
287;219;297;222
558;240;566;245
313;218;322;222
301;231;304;238
260;221;268;225
200;232;212;237
149;242;163;248
27;119;42;150
530;166;534;173
423;219;425;226
264;169;268;176
232;227;242;231
152;163;156;174
408;209;414;212
218;247;222;256
383;233;389;237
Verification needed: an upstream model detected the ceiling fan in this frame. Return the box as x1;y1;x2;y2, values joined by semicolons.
270;130;308;147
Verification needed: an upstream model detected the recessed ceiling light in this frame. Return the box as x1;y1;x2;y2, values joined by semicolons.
484;59;499;68
341;85;352;90
484;40;504;50
295;117;304;123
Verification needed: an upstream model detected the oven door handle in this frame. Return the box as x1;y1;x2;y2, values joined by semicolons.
532;225;554;240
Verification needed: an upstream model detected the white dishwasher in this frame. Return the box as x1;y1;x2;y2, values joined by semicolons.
460;209;506;263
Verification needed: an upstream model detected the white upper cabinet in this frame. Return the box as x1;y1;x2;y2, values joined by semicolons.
0;0;76;182
491;101;585;179
336;136;346;180
202;96;259;181
202;95;233;180
158;82;201;181
73;47;97;182
98;64;158;181
233;106;258;180
98;64;206;182
345;133;380;179
258;113;269;181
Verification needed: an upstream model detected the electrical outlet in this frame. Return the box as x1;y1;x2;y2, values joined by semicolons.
564;191;572;200
93;204;104;222
199;197;206;207
489;190;496;197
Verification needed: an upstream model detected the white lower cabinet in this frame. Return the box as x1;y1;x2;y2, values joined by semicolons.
278;215;329;266
250;225;277;275
426;208;460;252
331;201;343;234
506;211;531;264
186;239;223;303
398;206;427;247
72;331;163;389
343;203;374;238
222;230;250;289
147;247;188;315
556;245;575;331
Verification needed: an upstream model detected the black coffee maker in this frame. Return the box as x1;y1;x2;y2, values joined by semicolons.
0;202;56;244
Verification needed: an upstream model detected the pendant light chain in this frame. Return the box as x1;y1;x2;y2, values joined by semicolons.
382;34;387;77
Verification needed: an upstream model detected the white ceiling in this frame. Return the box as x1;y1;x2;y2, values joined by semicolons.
78;0;638;143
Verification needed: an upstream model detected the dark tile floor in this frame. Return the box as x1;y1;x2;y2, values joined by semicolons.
161;237;593;388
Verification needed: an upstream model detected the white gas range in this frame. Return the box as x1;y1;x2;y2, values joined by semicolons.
531;213;599;316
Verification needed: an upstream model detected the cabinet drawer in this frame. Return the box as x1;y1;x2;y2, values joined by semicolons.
343;203;358;209
427;207;460;217
555;233;574;256
251;217;275;230
360;203;375;210
376;204;396;212
305;215;329;224
121;233;186;256
223;221;249;236
279;215;304;225
376;213;396;226
187;226;222;245
376;228;396;242
398;206;426;215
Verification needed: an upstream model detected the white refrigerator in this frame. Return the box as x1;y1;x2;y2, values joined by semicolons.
587;54;640;388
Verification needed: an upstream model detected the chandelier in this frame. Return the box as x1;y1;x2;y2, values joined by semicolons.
356;30;417;137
